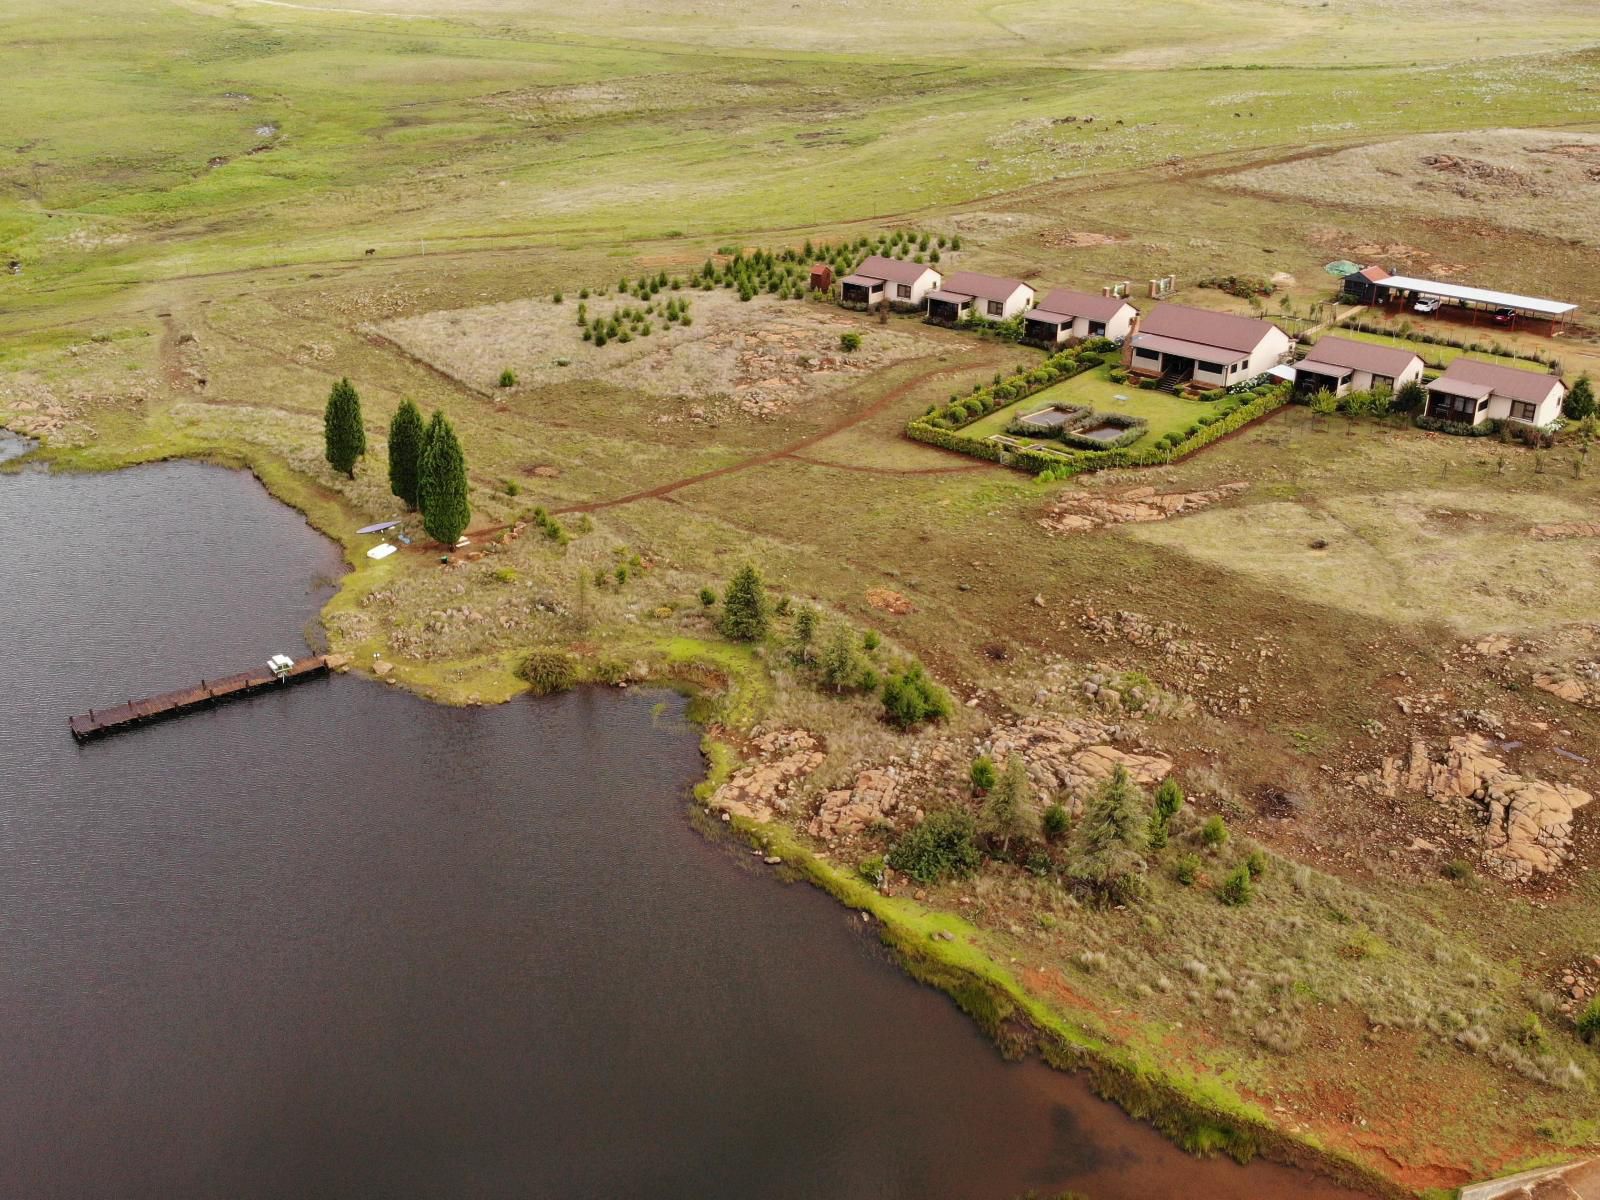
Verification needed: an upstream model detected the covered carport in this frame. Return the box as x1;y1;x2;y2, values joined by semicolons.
1369;275;1577;334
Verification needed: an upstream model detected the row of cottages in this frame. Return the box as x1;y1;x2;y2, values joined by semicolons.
1291;335;1566;427
838;259;1037;322
1124;304;1292;389
1024;289;1139;346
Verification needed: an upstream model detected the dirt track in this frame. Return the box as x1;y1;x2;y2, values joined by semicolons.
551;353;1007;514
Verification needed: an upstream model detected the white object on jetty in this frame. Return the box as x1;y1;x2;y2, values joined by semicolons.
366;542;397;560
266;654;295;679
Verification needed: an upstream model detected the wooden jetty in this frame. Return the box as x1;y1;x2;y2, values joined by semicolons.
69;655;331;742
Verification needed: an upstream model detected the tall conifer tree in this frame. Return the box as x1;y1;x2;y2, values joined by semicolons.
387;398;425;510
418;412;470;547
323;377;365;478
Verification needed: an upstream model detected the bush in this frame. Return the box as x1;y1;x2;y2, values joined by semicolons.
698;586;717;607
1042;802;1070;841
1172;854;1201;885
1201;815;1229;849
969;755;997;793
1442;857;1474;882
887;809;982;884
498;368;517;388
1245;849;1268;879
1154;777;1184;822
519;648;576;696
1578;997;1600;1044
857;854;886;887
881;663;954;729
1217;865;1255;906
840;331;863;352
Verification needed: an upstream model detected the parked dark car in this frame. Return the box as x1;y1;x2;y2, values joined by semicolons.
1491;307;1516;325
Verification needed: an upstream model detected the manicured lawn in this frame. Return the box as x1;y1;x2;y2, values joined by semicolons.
1330;327;1533;370
962;365;1219;446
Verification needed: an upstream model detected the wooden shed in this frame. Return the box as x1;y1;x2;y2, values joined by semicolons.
809;263;834;292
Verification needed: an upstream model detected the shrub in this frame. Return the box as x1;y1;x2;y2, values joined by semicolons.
1042;802;1070;841
1565;374;1595;422
1201;815;1229;849
519;648;576;696
857;855;886;887
1442;857;1474;882
1217;865;1254;906
492;566;518;583
1154;777;1184;822
1172;854;1201;885
862;630;880;652
969;755;998;793
1578;997;1600;1044
1245;849;1268;879
887;809;982;884
698;586;717;607
881;663;954;729
498;368;517;388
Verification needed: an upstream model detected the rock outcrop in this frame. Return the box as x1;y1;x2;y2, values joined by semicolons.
809;769;914;840
986;716;1173;815
1365;736;1591;881
708;729;825;824
1040;482;1249;535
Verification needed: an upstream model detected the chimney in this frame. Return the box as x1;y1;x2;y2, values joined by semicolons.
1122;311;1141;369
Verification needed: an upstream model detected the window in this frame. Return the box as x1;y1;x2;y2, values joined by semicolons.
896;284;911;299
1134;347;1160;362
1509;400;1537;423
987;300;1003;317
1088;322;1105;336
1197;361;1223;376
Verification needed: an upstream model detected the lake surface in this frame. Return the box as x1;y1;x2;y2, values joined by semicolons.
0;458;1373;1199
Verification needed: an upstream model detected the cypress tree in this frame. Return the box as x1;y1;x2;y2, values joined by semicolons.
719;564;769;642
323;377;366;478
419;412;471;547
387;398;425;510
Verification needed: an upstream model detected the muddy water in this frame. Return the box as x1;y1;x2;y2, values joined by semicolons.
0;460;1374;1199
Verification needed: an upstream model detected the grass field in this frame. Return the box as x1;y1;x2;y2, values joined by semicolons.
1326;327;1548;371
6;1;1600;1193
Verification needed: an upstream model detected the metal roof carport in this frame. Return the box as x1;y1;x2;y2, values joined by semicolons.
1372;275;1577;326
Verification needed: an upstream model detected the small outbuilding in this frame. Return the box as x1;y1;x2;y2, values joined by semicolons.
1424;359;1566;428
1022;289;1138;346
809;263;834;293
925;271;1035;325
838;254;941;310
1338;264;1392;305
1293;336;1424;398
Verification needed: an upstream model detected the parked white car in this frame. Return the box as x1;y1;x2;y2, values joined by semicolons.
1413;295;1443;314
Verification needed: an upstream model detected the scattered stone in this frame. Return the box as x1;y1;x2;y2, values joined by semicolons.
1040;481;1249;535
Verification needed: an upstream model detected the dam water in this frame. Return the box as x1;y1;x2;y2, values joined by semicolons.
0;459;1371;1199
